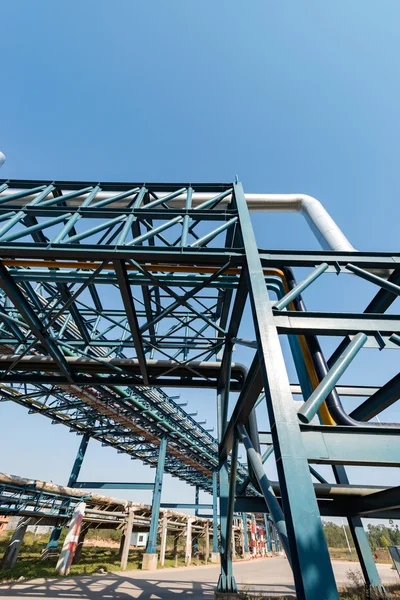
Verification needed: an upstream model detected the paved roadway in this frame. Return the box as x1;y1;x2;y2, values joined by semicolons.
0;558;397;599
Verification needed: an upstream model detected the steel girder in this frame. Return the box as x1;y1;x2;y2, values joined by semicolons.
0;179;398;599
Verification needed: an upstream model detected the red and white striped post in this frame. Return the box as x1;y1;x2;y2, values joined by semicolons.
56;502;86;576
250;515;257;558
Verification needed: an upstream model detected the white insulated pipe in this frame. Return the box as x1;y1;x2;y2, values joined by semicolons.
172;192;355;252
0;188;355;253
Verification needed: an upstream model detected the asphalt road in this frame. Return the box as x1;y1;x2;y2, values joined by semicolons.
0;558;397;599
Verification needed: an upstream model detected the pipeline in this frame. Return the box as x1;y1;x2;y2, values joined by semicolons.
0;185;355;252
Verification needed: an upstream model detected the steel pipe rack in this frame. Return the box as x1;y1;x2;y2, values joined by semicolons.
0;178;397;599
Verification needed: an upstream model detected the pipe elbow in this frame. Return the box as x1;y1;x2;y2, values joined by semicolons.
296;194;357;253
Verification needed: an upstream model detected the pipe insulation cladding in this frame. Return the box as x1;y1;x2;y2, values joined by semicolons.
0;188;355;253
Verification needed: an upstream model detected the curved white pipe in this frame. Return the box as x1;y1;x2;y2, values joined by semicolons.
0;188;355;252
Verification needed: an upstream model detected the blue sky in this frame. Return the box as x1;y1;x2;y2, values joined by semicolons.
0;1;399;515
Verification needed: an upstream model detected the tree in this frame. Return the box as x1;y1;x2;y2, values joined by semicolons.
380;535;390;549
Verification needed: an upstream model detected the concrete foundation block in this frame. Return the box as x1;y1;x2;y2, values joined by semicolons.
141;552;158;570
243;551;251;560
214;593;240;599
210;551;220;563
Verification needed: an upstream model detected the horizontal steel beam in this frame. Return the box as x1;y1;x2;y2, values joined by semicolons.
0;356;246;389
258;425;400;467
273;310;400;336
0;244;398;269
160;503;213;509
234;497;400;520
290;384;380;397
73;482;155;490
355;486;400;515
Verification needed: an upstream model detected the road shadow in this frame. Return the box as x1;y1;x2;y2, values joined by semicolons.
0;572;297;599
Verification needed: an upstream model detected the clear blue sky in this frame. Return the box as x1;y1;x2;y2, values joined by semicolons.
0;1;398;514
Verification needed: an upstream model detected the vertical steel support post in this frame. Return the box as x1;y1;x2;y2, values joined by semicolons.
218;435;239;591
273;524;280;552
205;520;210;563
195;486;199;517
242;513;250;558
238;423;291;563
217;345;237;592
159;515;168;568
0;517;34;569
211;470;220;562
56;502;86;576
72;523;90;565
68;433;90;487
120;507;135;571
264;515;272;553
185;518;193;566
233;181;338;600
44;433;90;557
333;465;387;597
142;435;167;570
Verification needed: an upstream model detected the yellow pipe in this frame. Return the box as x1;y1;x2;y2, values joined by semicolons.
297;335;336;426
281;276;336;426
2;258;284;279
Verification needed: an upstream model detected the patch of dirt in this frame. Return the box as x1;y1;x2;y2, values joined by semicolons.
83;539;120;549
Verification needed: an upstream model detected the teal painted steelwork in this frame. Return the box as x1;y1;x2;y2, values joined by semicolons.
216;342;237;593
298;333;368;424
390;333;400;347
273;524;280;552
0;178;397;598
264;515;272;552
274;262;329;310
298;425;400;466
237;424;291;566
333;464;387;596
242;514;249;553
160;503;212;509
68;434;90;487
233;181;338;600
0;483;79;519
346;263;400;296
212;471;219;554
45;434;90;555
73;482;154;490
145;436;167;555
217;437;238;593
350;373;400;421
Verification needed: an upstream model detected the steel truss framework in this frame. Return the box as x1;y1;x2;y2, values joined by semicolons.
0;179;398;599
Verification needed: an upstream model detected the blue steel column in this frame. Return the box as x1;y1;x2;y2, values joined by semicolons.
218;435;239;592
212;471;219;554
44;433;90;555
242;513;249;554
264;515;272;552
273;524;280;552
217;345;237;593
68;433;90;487
333;465;387;597
234;181;338;600
195;486;199;517
144;436;167;556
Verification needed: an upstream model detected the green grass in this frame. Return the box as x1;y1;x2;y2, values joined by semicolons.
329;547;392;565
0;530;210;582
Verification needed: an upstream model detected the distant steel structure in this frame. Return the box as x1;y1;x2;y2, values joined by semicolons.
0;178;398;598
